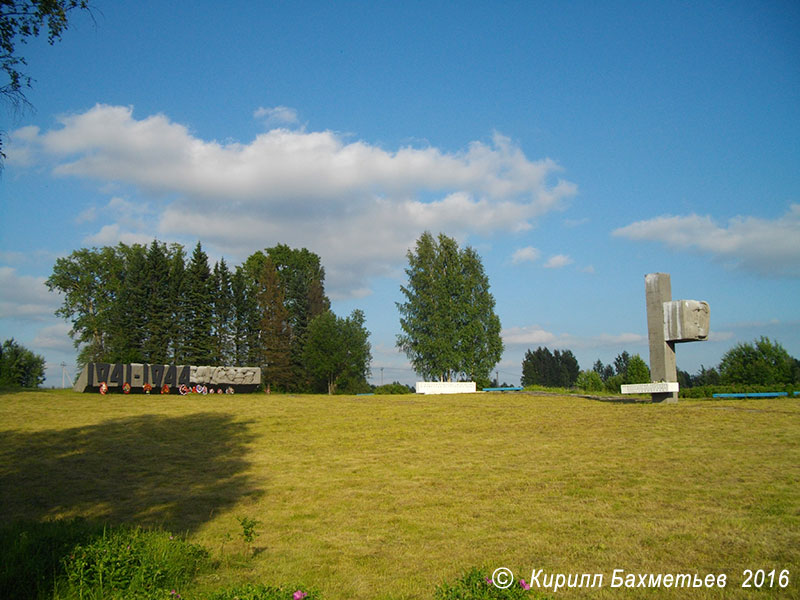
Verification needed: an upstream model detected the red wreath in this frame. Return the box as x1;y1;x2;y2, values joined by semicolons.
143;383;153;394
179;384;189;395
99;382;108;395
161;384;170;394
122;382;131;394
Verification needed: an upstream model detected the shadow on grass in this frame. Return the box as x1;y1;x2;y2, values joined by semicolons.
0;412;262;533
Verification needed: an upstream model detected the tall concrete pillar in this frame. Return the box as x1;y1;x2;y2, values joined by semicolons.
645;273;678;403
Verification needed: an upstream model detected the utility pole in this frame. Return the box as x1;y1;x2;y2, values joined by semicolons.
60;362;74;389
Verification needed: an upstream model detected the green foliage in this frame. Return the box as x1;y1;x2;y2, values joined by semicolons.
143;241;173;364
211;258;235;365
575;369;604;392
603;373;624;393
182;242;214;365
592;359;614;382
520;347;579;387
237;516;260;545
256;258;292;391
719;336;796;385
60;526;207;599
303;310;371;394
373;381;414;394
0;520;208;600
397;232;503;383
590;351;649;391
0;518;104;599
624;354;650;384
0;338;45;387
679;383;800;399
435;567;550;599
46;241;337;385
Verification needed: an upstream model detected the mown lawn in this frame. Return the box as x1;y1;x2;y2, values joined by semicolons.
1;389;798;599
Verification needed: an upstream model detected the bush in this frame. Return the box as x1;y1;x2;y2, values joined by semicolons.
0;519;106;599
575;370;603;392
60;526;208;599
604;373;625;393
435;567;550;599
0;521;208;600
373;382;413;394
0;338;45;388
719;337;796;385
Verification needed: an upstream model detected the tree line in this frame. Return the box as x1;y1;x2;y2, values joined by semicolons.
520;337;800;392
46;240;371;394
521;348;650;391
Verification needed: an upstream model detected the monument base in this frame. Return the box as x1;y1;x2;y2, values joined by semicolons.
415;381;477;395
620;381;679;403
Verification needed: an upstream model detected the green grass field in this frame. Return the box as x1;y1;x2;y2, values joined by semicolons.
1;389;798;599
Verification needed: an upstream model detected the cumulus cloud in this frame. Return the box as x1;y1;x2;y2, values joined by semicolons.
511;246;541;264
502;325;646;349
613;205;800;278
14;104;577;297
0;267;59;320
543;254;573;269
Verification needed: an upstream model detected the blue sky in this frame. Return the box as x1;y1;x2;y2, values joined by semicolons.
2;1;799;387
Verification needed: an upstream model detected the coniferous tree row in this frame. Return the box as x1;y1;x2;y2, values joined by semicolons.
46;239;361;393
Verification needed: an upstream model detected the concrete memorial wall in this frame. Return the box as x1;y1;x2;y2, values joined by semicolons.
73;363;261;393
415;381;477;395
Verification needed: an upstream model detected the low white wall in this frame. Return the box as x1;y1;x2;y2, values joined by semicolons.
415;381;477;395
620;382;679;394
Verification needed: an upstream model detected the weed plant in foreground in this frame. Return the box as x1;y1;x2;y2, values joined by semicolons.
0;390;798;599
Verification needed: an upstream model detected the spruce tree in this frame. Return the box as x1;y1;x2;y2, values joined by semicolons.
110;243;148;363
168;244;187;363
211;258;235;364
182;242;214;365
142;240;172;364
231;266;258;367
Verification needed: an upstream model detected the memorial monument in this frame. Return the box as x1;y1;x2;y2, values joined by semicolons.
621;273;709;403
73;363;262;393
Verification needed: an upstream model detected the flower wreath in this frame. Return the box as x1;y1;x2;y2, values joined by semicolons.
122;382;131;394
179;384;190;395
143;383;153;394
99;381;108;395
161;384;170;394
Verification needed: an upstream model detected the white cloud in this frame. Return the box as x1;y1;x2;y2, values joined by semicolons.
254;105;300;126
6;125;41;166
15;104;577;297
0;267;59;320
613;205;800;278
543;254;573;269
32;322;74;351
83;224;155;247
502;325;646;349
75;205;98;224
511;246;541;264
